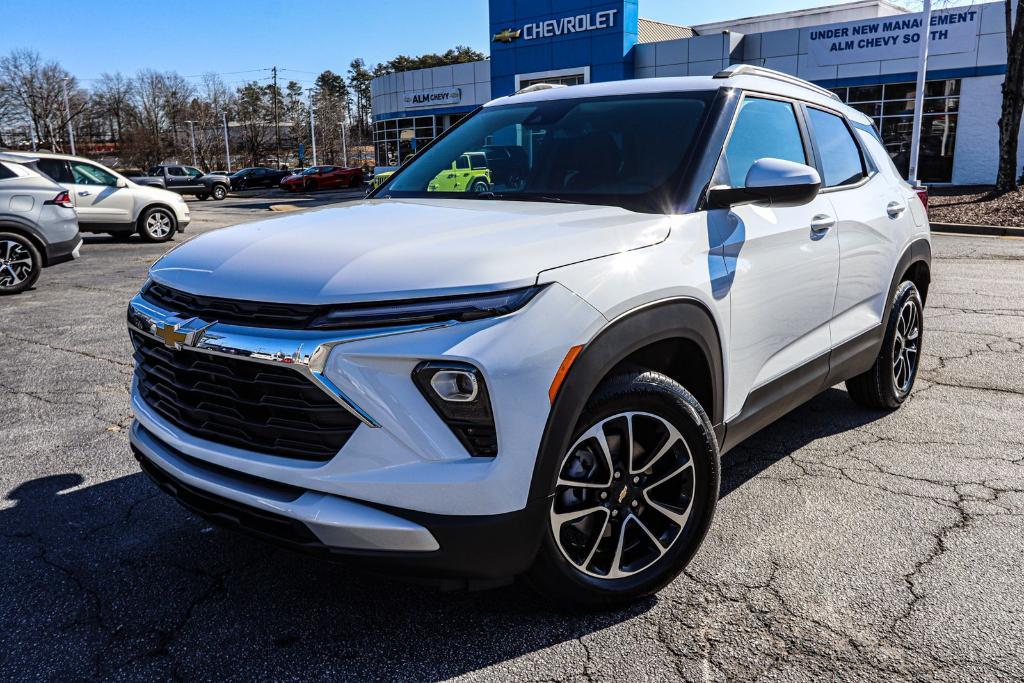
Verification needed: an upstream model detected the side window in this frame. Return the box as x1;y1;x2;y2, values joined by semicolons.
185;167;202;177
167;167;187;177
455;155;470;170
808;108;865;188
70;162;118;186
36;159;75;184
722;97;806;187
470;154;487;170
0;162;17;180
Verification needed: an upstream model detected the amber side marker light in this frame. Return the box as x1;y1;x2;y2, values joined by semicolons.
549;344;584;404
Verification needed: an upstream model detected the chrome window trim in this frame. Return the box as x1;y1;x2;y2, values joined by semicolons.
127;293;457;429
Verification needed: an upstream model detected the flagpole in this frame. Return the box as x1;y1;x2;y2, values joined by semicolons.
908;0;932;185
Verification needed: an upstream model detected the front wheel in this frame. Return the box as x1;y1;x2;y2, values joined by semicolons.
846;281;924;409
0;233;42;295
137;207;177;243
211;184;227;200
527;371;720;608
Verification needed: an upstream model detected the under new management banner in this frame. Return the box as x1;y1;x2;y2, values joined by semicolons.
808;7;981;66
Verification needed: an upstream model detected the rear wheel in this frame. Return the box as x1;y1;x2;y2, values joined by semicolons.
137;207;177;243
0;233;42;295
196;193;209;201
846;281;924;409
469;179;489;193
527;371;720;608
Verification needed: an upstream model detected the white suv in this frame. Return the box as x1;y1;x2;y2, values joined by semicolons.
8;152;190;242
126;67;930;606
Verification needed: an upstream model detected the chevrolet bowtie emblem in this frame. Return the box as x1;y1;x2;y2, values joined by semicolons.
493;28;522;43
152;317;214;350
618;486;629;504
155;323;189;349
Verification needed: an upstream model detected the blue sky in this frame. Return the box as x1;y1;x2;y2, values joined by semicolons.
3;0;882;87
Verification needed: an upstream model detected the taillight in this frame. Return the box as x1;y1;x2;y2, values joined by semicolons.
50;190;73;209
914;187;928;212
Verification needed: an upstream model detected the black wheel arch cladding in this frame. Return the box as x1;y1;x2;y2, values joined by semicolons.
529;297;724;505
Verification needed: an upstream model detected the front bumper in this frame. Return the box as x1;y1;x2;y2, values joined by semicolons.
126;282;607;575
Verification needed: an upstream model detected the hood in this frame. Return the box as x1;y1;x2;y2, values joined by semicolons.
149;198;671;304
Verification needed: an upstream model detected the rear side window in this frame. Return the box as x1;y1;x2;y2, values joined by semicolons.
0;163;16;180
808;108;865;188
723;97;806;187
35;158;74;184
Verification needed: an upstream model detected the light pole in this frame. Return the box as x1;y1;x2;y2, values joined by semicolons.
309;97;318;166
183;120;198;167
222;112;232;173
907;0;932;185
27;107;37;152
340;119;348;167
61;78;76;156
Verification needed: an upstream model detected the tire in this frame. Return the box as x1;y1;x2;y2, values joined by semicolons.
846;281;924;410
137;207;177;243
0;232;42;295
469;179;489;193
211;184;227;200
305;180;318;192
196;193;209;201
527;370;720;608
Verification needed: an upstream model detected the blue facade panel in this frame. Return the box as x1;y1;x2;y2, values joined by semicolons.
488;0;638;96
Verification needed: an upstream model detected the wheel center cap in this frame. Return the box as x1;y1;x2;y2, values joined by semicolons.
617;485;630;504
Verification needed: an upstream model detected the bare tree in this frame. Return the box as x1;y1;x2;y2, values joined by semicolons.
235;81;274;166
996;0;1024;191
92;72;134;143
0;49;84;151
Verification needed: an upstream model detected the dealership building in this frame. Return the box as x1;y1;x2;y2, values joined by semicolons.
370;0;1014;185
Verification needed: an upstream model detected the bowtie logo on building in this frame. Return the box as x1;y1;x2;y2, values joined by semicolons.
492;28;522;43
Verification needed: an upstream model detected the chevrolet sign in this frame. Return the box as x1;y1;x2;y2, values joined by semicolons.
521;8;618;41
402;87;463;108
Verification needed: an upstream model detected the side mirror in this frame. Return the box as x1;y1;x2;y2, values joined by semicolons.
707;158;821;209
115;178;127;188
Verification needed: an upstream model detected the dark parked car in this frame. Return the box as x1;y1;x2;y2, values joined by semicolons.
229;167;289;190
144;165;230;200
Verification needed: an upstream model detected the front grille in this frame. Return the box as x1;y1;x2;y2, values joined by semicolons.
131;330;360;461
142;281;322;329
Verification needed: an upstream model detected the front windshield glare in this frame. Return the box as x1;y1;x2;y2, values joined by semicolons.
384;92;712;212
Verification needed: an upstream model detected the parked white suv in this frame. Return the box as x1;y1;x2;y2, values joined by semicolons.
126;67;930;606
7;151;190;242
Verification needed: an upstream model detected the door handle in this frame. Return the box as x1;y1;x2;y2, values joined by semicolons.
886;201;906;218
810;214;835;236
78;190;91;197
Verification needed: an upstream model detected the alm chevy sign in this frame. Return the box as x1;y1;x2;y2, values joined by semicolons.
494;8;618;43
808;8;980;66
402;87;462;109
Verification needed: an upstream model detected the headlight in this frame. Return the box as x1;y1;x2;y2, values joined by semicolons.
307;285;544;330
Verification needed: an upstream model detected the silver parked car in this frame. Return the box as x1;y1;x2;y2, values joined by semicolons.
4;151;190;243
0;153;81;295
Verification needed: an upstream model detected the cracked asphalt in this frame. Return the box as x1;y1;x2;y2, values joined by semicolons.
1;195;1022;681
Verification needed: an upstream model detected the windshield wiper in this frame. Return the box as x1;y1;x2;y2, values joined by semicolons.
474;191;583;205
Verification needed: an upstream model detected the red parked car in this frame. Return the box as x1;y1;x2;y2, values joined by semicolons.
279;165;364;192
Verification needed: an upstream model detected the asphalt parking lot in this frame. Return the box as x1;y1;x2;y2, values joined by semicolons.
1;193;1022;681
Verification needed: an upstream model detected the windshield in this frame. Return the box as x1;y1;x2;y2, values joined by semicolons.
300;167;321;175
383;91;713;212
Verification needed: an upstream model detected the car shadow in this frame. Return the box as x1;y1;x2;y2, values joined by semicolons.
0;387;885;680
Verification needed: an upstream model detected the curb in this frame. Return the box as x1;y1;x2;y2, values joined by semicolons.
930;222;1024;238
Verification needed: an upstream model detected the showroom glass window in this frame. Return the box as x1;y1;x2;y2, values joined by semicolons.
829;79;960;182
373;115;438;168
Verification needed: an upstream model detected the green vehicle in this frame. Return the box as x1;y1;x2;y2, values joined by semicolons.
369;152;491;195
428;152;491;193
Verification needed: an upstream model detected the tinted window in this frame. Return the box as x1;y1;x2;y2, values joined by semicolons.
185;167;202;177
455;156;470;170
0;162;16;180
723;97;806;187
35;158;74;184
70;161;118;186
167;167;187;177
808;108;865;187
